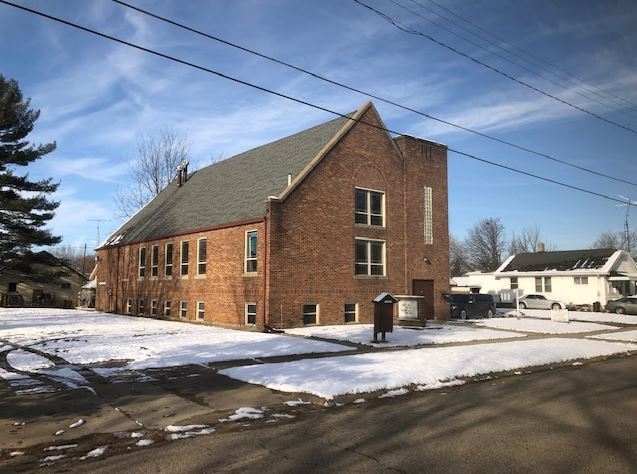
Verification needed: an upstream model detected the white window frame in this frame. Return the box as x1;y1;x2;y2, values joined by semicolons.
424;186;433;245
180;240;189;276
197;301;205;320
344;303;358;323
510;277;518;290
137;298;144;316
355;238;386;277
355;187;385;227
245;230;258;273
138;247;146;278
126;298;132;314
535;276;552;292
245;302;257;325
164;300;171;318
303;303;319;325
179;300;188;319
197;238;207;275
151;245;159;277
574;276;588;285
150;299;157;317
165;243;173;277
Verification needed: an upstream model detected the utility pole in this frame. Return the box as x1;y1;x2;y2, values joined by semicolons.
81;243;87;275
618;195;635;254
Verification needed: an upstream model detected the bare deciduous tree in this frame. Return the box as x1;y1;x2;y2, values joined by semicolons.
450;235;471;277
592;229;637;255
115;129;191;217
465;217;507;272
508;225;554;255
51;244;96;276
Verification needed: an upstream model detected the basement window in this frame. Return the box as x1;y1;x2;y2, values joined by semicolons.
245;230;257;273
344;303;357;323
137;299;145;316
165;243;173;277
303;304;318;325
197;301;205;320
197;238;207;275
245;303;257;325
164;300;171;318
180;241;189;275
151;245;159;277
355;239;385;276
180;301;187;319
126;299;132;314
355;187;384;226
150;299;157;317
138;247;146;278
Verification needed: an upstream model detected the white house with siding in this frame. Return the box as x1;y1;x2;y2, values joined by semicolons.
460;248;637;307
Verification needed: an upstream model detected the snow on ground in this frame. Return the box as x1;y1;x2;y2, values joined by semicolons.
589;329;637;342
0;308;349;372
504;309;637;324
219;338;636;400
6;350;54;371
473;317;617;334
285;323;524;347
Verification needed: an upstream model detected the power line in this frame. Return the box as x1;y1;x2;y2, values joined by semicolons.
420;0;637;112
107;0;637;187
352;0;637;136
398;0;637;121
0;0;631;207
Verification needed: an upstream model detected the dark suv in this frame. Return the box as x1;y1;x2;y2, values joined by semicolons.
448;293;496;319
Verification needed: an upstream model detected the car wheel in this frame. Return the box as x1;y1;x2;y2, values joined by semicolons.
487;308;494;318
519;302;527;309
551;303;561;310
615;307;626;314
460;309;468;320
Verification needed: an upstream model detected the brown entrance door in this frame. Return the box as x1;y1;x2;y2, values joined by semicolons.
413;280;435;320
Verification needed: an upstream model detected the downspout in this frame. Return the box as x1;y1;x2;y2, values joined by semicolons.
262;213;268;328
115;246;120;313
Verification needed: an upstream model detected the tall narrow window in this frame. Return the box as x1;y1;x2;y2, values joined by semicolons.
303;304;318;325
344;303;357;323
151;245;159;277
245;230;257;273
137;299;144;316
164;301;171;318
180;301;188;319
138;247;146;278
150;299;157;317
180;241;189;275
245;303;257;325
424;186;433;244
355;188;384;226
535;277;542;292
355;239;385;276
544;277;552;292
126;299;132;314
165;243;173;277
197;301;205;320
197;238;207;275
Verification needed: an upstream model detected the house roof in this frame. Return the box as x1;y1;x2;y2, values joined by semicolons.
498;248;617;273
103;109;360;247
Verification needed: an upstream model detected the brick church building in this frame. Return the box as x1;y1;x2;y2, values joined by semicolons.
95;101;450;327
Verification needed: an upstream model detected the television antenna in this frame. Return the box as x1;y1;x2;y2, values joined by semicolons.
87;218;113;246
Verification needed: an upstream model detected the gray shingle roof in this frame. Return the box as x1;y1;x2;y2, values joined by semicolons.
500;248;616;272
104;113;352;246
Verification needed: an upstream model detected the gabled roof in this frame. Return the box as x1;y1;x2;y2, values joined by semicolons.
104;105;365;247
497;248;617;273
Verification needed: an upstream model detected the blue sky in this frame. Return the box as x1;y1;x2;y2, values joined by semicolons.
1;0;636;252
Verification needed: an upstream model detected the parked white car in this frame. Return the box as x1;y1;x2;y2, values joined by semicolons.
518;294;565;310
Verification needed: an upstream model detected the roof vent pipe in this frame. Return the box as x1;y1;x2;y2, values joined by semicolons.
287;173;292;186
536;242;545;253
176;162;183;187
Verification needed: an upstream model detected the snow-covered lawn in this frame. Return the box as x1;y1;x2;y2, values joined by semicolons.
504;308;637;325
473;317;618;334
589;329;637;342
219;338;637;400
0;308;349;374
285;323;524;347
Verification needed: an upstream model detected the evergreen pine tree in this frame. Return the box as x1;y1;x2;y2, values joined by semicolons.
0;75;60;271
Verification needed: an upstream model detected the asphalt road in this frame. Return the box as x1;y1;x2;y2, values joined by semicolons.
72;355;637;474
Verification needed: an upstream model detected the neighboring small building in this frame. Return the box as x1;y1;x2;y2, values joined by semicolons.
0;251;88;308
461;248;637;307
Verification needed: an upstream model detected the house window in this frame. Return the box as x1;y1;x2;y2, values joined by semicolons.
180;301;187;319
150;299;157;317
245;230;258;273
535;276;552;292
574;276;588;285
344;303;357;323
165;243;173;277
126;299;132;314
355;239;385;276
137;299;145;316
424;186;433;244
355;188;384;226
510;277;518;290
246;303;257;325
303;304;318;325
151;245;159;277
8;282;17;292
197;301;205;320
138;247;146;278
164;300;171;318
197;238;207;275
180;241;189;275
